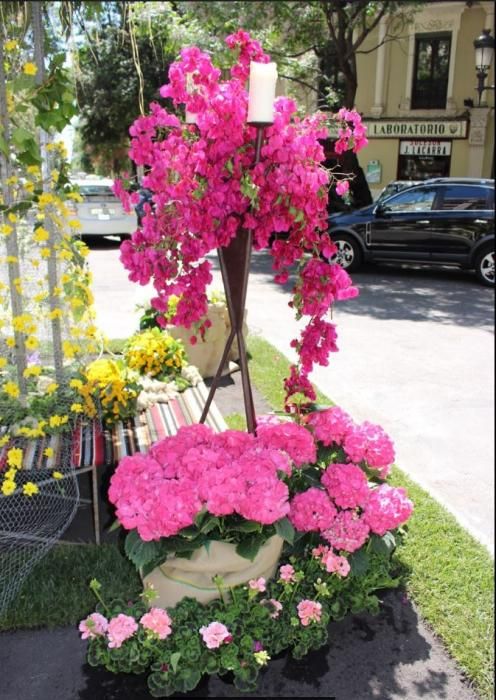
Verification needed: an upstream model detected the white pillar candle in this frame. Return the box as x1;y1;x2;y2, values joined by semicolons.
247;61;278;124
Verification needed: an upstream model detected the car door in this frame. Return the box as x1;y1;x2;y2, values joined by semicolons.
429;184;494;262
369;185;437;259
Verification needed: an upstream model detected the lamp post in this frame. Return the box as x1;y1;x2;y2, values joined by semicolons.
474;28;495;106
199;62;277;435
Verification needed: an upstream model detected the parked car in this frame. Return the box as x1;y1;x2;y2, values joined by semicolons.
72;177;137;239
327;178;495;286
375;180;423;204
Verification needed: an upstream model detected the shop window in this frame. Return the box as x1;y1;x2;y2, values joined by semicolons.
411;33;451;110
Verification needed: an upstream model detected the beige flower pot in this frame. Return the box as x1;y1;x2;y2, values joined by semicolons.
143;535;283;608
168;302;248;379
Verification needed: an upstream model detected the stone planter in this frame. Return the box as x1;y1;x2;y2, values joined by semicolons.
168;302;248;379
143;535;283;608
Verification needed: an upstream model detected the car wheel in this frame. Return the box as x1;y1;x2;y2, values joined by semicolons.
330;233;362;272
474;246;495;286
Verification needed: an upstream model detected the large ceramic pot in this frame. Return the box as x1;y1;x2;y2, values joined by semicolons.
143;535;283;608
168;302;248;379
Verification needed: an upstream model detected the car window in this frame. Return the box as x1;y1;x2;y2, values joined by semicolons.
78;184;118;199
380;187;436;213
434;185;494;211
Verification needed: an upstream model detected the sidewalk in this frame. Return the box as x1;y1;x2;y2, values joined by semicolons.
0;372;479;699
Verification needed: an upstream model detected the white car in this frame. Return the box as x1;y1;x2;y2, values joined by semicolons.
72;177;137;238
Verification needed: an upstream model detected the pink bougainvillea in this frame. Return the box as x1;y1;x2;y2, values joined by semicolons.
115;30;367;409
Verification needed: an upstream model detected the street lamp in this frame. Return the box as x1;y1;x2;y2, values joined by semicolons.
474;28;495;106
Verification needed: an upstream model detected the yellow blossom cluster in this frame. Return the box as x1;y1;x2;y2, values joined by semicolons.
0;447;39;498
125;328;186;378
74;359;140;424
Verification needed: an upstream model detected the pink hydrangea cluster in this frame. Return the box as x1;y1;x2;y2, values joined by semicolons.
321;463;370;509
363;484;414;536
115;30;365;408
306;406;354;446
321;510;370;553
343;421;395;478
139;607;173;640
297;599;322;626
108;422;315;541
288;487;337;532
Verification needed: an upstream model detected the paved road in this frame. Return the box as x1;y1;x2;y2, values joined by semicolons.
87;239;494;553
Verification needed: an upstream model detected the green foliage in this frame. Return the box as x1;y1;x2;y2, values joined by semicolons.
84;538;400;696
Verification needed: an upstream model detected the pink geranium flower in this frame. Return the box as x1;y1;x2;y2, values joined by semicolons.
107;614;138;649
199;622;232;649
79;612;108;640
297;599;322;626
249;577;266;593
278;564;296;583
140;608;172;640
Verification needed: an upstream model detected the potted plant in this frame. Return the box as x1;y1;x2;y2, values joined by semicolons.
80;407;413;695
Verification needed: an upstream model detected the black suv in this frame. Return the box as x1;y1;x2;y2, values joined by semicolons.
327;178;495;285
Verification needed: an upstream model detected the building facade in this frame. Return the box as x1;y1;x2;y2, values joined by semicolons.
353;1;494;197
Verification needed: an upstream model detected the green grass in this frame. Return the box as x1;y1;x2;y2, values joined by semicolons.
1;334;493;698
247;335;494;699
0;544;141;631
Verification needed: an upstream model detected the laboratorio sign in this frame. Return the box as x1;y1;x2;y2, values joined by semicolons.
364;120;468;139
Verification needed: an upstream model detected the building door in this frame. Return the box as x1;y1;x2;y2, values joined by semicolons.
397;139;451;180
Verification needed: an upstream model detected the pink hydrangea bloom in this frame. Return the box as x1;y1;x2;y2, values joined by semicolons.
140;608;172;640
306;407;355;446
321;463;370;509
249;577;266;593
363;484;414;536
343;421;395;478
297;599;322;626
256;421;317;466
322;510;370;552
78;612;108;640
261;598;283;618
278;564;296;583
199;622;232;649
289;487;337;532
107;614;138;649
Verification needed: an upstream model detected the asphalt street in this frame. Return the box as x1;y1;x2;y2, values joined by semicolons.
87;239;495;553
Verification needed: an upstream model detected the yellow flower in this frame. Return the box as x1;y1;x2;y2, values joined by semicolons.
0;224;13;236
23;482;39;497
34;292;47;303
1;480;16;496
31;259;40;268
68;220;81;230
48;308;62;320
46;382;58;394
24;182;35;193
6;337;16;348
5;40;18;51
0;435;10;447
4;468;17;481
23;62;38;76
3;381;20;399
12;313;32;332
0;357;7;369
27;165;41;176
70;403;83;413
67;192;83;203
25;336;39;350
23;365;42;378
8;213;18;223
39;193;54;206
58;249;73;260
52;471;63;480
5;176;18;186
40;248;51;258
7;447;23;468
33;227;50;243
44;447;54;458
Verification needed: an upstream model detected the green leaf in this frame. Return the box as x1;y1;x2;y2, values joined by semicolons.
228;519;262;533
170;652;181;673
371;531;396;556
11;127;34;147
124;529;161;572
274;516;295;544
107;519;121;533
235;535;264;561
349;548;369;577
